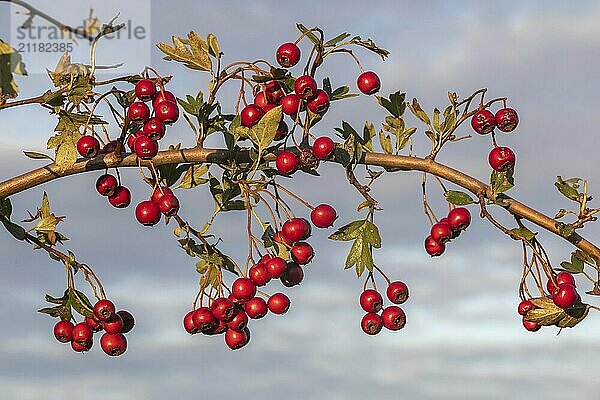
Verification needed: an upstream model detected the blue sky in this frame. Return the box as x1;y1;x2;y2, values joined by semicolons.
2;1;600;399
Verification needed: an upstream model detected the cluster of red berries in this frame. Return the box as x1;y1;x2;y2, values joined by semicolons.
360;281;409;335
275;135;335;175
183;204;337;349
519;272;580;332
471;107;519;135
135;186;180;226
53;299;134;356
425;207;471;257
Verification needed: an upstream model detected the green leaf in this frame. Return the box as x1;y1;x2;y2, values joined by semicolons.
68;288;93;318
363;220;381;248
557;303;589;328
206;33;220;58
37;304;72;320
296;24;320;45
491;169;515;194
324;32;351;47
177;164;209;189
445;190;476;206
556;222;575;238
157;31;212;71
510;227;536;241
442;105;457;133
42;90;65;107
378;132;393;154
348;36;390;60
433;108;442;133
248;106;282;151
329;220;367;241
407;98;431;126
23;151;53;161
1;218;26;240
0;197;12;219
555;176;581;202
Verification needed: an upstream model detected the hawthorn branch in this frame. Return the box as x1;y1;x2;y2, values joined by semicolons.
1;147;599;262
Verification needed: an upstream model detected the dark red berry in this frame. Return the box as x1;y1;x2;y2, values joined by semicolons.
386;281;409;304
157;193;180;216
495;108;519;132
276;42;301;68
135;79;157;101
135;200;161;226
116;310;135;334
488;146;516;172
72;322;93;345
151;186;173;204
357;71;381;95
430;222;452;244
310;204;337;228
425;235;445;256
93;299;116;322
294;75;318;100
249;263;271;287
360;289;383;313
77;136;100;158
206;319;228;335
127;132;139;151
227;310;248;332
553;284;578;309
152;91;176;110
274;121;289;141
108;186;131;208
276;151;300;175
280;94;301;116
381;306;406;331
192;307;217;333
102;314;124;334
99;140;118;155
280;262;304;287
306;89;330;114
225;328;250;350
447;207;471;231
71;339;92;352
244;297;268;319
291;242;314;265
96;174;118;197
232;278;257;301
265;81;285;104
240;104;264;127
312;137;335;160
128;101;150;122
518;300;536;316
85;317;102;332
361;312;384;335
471;109;496;135
211;297;236;322
183;310;199;334
53;320;74;343
268;293;290;315
282;218;311;244
134;136;158;159
100;333;127;356
522;317;540;332
265;257;287;279
155;101;179;124
143;117;166;140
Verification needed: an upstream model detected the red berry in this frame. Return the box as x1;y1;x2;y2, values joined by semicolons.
276;42;301;68
386;281;409;304
72;322;93;345
425;235;445;256
557;272;576;287
151;186;173;204
273;231;292;247
128;101;150;122
357;71;381;95
280;94;302;116
152;90;176;110
102;314;124;334
143;117;166;141
155;101;179;124
291;242;314;265
108;186;131;208
53;320;74;343
227;310;248;332
135;200;161;226
360;289;383;313
157;193;180;216
96;174;118;197
268;293;290;315
254;91;269;110
71;339;92;352
495;108;519;132
276;151;300;175
430;222;452;244
100;333;127;356
77;135;100;158
553;284;578;309
183;310;199;334
192;307;217;333
447;207;471;231
265;257;287;279
312;137;335;160
306;89;330;114
522;317;540;332
294;75;318;100
240;104;264;127
471;109;496;135
225;328;250;350
518;300;536;316
134;136;158;159
282;218;311;243
310;204;337;228
93;299;116;322
249;263;271;287
265;81;285;104
210;297;236;322
135;79;157;102
381;306;406;331
488;146;516;172
116;310;135;334
127;132;140;151
244;297;268;319
232;278;257;301
85;317;102;332
280;262;304;287
361;312;384;335
206;319;228;335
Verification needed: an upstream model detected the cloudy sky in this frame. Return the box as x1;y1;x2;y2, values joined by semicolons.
2;1;600;399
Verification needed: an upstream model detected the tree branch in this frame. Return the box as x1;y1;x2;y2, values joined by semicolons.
0;147;598;262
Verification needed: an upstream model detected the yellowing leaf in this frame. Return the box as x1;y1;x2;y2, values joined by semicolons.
157;31;212;71
0;39;27;100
